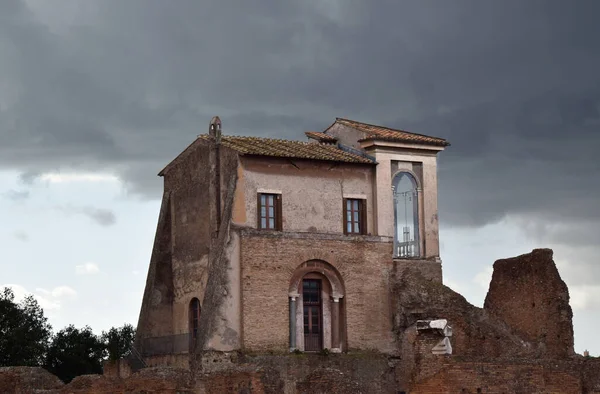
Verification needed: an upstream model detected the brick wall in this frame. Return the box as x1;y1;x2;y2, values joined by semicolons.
239;229;396;353
484;248;575;358
411;361;582;394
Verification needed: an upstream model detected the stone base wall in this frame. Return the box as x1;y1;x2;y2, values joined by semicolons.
144;353;190;370
410;359;599;394
4;354;600;394
393;258;443;283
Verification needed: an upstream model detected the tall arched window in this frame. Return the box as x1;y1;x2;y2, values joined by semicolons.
189;298;201;340
392;172;420;258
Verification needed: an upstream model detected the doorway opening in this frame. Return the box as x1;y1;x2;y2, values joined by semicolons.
302;279;322;351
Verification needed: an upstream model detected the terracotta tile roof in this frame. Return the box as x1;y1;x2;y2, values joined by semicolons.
332;118;450;146
198;135;375;164
305;131;338;143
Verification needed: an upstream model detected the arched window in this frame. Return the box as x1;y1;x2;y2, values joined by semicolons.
189;298;201;340
392;172;420;258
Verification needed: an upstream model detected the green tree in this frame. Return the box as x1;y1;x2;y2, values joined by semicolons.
0;287;52;367
101;324;136;361
44;325;105;383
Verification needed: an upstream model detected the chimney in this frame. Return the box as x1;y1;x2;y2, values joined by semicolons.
209;116;222;235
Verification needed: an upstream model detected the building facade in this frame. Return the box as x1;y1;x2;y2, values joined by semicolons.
134;117;449;366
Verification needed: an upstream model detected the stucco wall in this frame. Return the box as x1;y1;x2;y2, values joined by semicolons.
234;156;376;235
369;148;441;258
324;122;366;149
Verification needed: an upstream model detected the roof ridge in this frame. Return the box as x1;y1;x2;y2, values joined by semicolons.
199;133;321;146
335;117;446;141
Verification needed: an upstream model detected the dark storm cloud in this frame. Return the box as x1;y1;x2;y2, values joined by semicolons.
1;0;599;241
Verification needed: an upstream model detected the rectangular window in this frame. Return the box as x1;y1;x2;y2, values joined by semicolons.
343;198;366;235
257;193;282;230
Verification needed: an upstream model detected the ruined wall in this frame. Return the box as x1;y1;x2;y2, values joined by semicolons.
391;249;592;392
410;361;583;394
135;140;214;359
188;142;241;354
394;249;576;364
394;258;443;283
10;355;600;393
484;248;574;358
236;156;376;235
135;138;243;362
196;189;241;353
239;229;395;353
135;190;175;343
166;142;212;337
0;367;64;393
393;270;534;366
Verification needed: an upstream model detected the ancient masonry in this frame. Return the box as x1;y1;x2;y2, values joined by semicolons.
4;117;599;393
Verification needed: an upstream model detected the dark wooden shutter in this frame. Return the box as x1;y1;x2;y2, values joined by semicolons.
342;198;348;235
360;199;367;235
256;193;262;229
276;194;283;231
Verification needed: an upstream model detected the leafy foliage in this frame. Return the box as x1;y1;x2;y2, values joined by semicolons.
101;324;136;361
0;287;52;367
44;325;106;383
0;287;137;383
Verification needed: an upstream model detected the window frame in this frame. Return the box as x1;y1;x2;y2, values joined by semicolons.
343;198;367;235
257;192;283;231
189;298;201;340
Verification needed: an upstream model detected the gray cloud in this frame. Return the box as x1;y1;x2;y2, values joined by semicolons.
56;205;117;227
81;207;117;227
13;231;29;242
18;171;41;185
3;189;30;201
1;1;599;248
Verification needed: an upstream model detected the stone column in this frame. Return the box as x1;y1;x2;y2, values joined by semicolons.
331;297;341;352
289;296;297;351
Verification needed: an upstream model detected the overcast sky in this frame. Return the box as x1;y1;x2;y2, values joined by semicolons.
1;0;599;355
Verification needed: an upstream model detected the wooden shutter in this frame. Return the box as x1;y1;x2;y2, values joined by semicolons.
276;194;283;231
342;198;348;235
256;193;262;229
360;199;367;235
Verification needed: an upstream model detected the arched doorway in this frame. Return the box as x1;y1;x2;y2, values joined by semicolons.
288;260;345;352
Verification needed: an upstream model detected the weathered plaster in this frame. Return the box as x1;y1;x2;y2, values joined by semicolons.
240;157;376;235
368;149;441;258
324;122;367;149
135;190;175;343
231;164;247;225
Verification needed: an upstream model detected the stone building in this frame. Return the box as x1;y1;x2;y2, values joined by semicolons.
6;117;599;393
134;116;449;367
